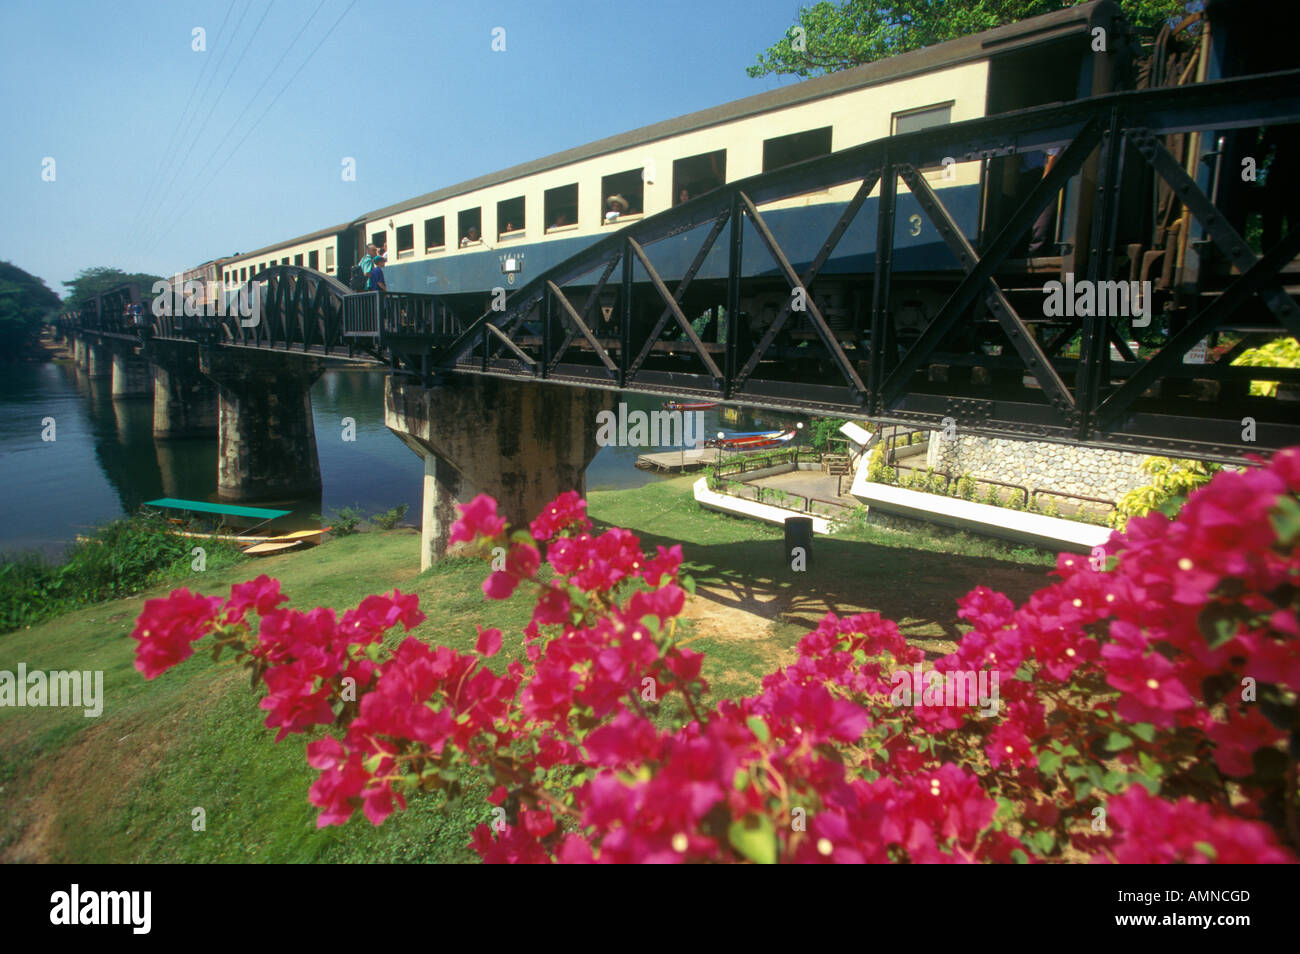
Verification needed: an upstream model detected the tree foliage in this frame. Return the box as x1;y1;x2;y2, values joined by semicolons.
747;0;1194;79
62;266;164;314
0;261;61;360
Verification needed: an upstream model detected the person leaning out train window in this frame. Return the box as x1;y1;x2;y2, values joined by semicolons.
460;226;480;247
366;254;387;292
605;194;630;222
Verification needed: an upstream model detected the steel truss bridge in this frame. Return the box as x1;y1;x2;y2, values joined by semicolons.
63;70;1300;464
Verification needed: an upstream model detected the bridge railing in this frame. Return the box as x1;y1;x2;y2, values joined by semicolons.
427;69;1300;461
343;293;379;337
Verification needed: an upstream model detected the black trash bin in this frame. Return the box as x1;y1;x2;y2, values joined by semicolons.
784;516;813;569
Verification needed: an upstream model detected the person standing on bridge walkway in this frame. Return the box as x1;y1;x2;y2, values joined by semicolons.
367;254;387;293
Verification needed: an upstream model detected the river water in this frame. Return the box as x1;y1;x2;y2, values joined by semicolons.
0;361;797;557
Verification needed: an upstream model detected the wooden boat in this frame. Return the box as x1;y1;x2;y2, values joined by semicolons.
704;428;797;451
663;400;717;411
141;498;328;556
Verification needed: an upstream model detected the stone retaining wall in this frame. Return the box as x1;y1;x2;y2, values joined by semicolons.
926;435;1148;504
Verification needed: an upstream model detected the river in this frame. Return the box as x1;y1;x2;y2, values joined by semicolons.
0;360;798;557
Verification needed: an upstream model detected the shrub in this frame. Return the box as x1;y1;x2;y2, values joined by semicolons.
956;476;976;501
1110;457;1220;530
808;417;850;451
0;513;242;633
371;504;410;531
1231;336;1300;397
130;451;1300;863
326;505;366;536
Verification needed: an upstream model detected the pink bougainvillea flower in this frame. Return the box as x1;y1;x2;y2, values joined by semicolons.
476;625;503;658
449;494;507;544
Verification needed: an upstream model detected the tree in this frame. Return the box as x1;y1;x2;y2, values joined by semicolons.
0;261;61;360
62;266;164;314
747;0;1193;79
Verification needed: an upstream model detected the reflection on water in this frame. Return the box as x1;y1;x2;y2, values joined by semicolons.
0;361;803;557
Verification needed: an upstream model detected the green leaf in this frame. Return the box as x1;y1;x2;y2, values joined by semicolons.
732;768;749;792
1037;751;1063;776
1028;830;1056;855
746;716;771;744
1197;603;1248;649
727;813;777;865
680;574;696;595
1105;731;1133;752
1193;841;1218;860
1130;723;1156;743
1269;495;1300;546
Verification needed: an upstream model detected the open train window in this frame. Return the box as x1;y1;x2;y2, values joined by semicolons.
892;102;952;136
497;196;526;239
601;169;643;224
325;247;335;273
762;127;832;172
370;231;386;250
294;254;304;266
545;184;578;231
893;103;953;173
309;250;319;270
673;150;726;204
396;224;414;258
458;208;482;246
424;216;445;251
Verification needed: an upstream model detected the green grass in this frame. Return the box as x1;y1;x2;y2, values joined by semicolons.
1;477;1058;863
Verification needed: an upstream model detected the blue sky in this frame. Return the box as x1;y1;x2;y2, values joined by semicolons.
0;0;810;296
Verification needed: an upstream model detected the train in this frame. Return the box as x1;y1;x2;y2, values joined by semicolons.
188;0;1290;347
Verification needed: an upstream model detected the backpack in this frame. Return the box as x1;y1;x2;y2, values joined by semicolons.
348;264;366;291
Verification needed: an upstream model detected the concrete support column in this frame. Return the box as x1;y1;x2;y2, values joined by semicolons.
111;348;153;398
72;337;87;369
386;376;614;569
86;341;110;378
144;340;217;439
200;347;325;501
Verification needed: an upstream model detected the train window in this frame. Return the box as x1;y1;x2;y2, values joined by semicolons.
396;224;414;258
424;216;445;251
600;169;643;224
458;208;482;247
370;231;386;250
309;250;319;270
325;246;335;272
258;262;265;272
497;196;526;239
545;184;578;231
762;127;832;173
672;150;726;204
240;267;247;282
892;102;952;135
294;254;304;266
281;257;289;266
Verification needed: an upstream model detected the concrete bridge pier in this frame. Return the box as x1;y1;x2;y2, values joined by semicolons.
86;339;112;378
110;344;153;398
71;336;87;370
385;376;614;570
143;340;217;439
200;347;325;501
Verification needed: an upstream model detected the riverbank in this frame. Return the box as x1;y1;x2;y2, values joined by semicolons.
0;476;1056;862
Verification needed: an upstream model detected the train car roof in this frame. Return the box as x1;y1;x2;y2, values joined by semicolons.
357;0;1117;223
221;0;1116;261
225;222;356;264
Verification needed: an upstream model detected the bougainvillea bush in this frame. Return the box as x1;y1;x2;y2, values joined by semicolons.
130;449;1300;863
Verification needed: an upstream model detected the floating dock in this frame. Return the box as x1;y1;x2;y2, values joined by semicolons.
634;447;726;473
